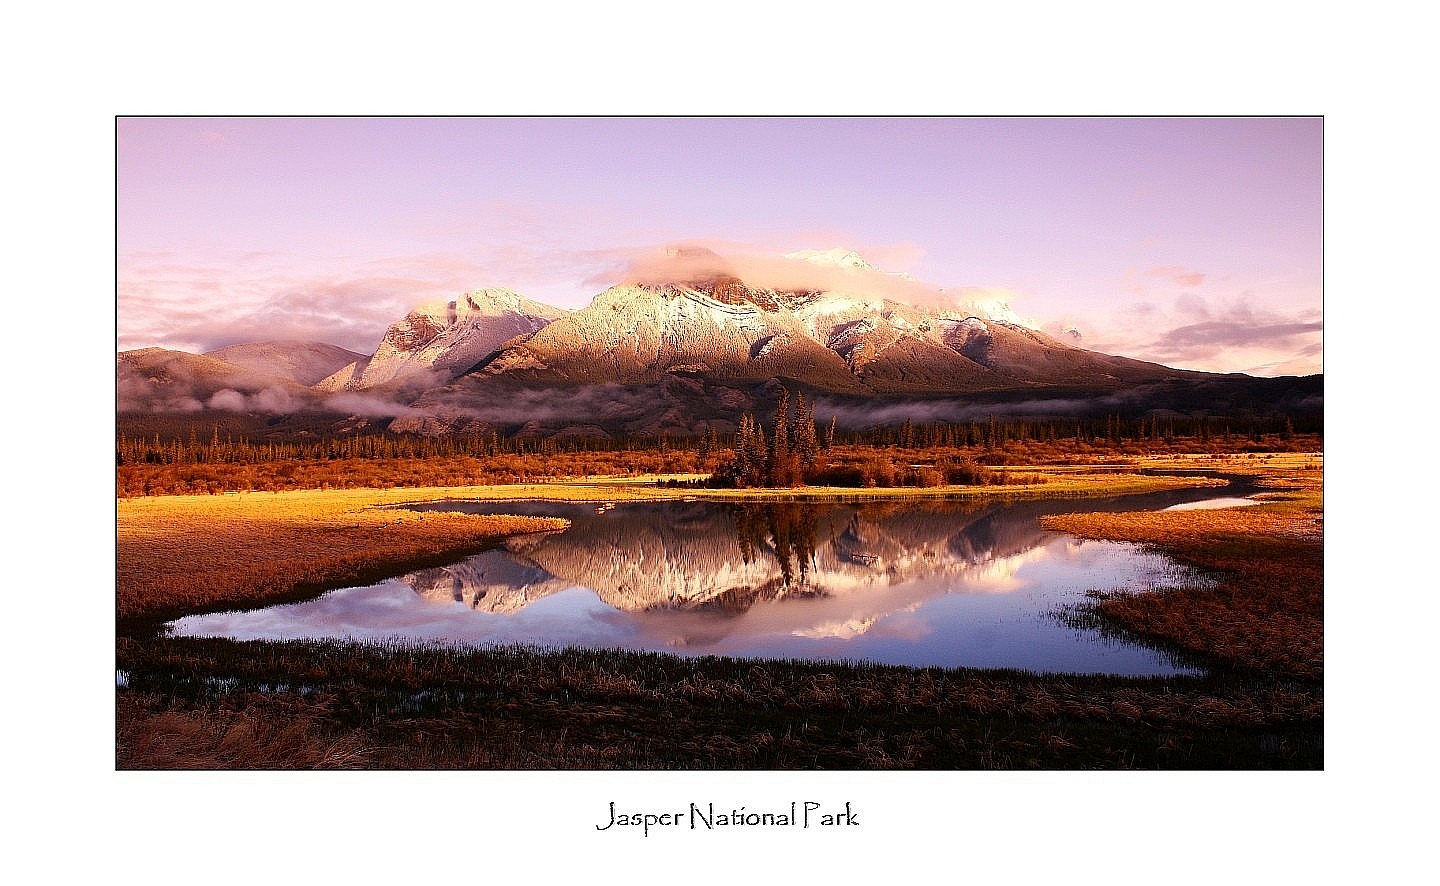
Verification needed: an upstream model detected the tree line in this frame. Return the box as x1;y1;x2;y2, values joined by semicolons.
117;408;1319;469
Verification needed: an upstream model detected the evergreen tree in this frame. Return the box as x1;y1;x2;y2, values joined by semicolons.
769;389;793;486
732;413;769;487
793;392;819;475
748;421;767;487
697;424;712;461
731;417;750;485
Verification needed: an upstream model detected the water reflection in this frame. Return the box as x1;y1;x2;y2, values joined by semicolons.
402;499;1059;619
172;483;1249;675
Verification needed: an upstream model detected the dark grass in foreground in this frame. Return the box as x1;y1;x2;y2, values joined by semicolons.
117;638;1321;770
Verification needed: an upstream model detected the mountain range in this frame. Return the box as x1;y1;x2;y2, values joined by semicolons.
117;248;1322;438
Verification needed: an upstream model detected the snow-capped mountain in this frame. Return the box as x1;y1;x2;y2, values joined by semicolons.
467;280;866;391
784;247;878;271
315;288;566;393
453;259;1179;394
118;247;1321;435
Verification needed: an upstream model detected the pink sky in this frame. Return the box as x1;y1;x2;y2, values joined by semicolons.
117;117;1321;376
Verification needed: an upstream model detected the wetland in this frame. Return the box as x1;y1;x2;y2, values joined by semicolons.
117;453;1323;770
170;483;1262;675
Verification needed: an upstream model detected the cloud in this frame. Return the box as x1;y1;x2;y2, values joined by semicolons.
117;379;204;413
940;286;1042;327
118;250;487;355
317;378;690;428
1144;298;1321;359
1076;294;1323;376
1147;265;1206;288
608;242;1020;320
207;389;248;411
1152;320;1323;350
322;391;425;419
1174;293;1210;320
415;384;665;425
811;390;1188;428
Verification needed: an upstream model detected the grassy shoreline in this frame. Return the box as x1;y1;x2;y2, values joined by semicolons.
117;488;570;625
1040;457;1323;679
116;454;1322;769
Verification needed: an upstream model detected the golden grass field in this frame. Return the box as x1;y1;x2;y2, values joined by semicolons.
116;487;568;621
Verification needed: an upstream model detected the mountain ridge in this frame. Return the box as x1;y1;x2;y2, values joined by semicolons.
117;253;1322;437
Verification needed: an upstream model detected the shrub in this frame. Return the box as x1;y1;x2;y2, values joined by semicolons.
804;464;866;487
912;467;946;488
941;457;997;486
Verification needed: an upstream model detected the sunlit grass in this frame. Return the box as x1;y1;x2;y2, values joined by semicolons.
117;487;568;622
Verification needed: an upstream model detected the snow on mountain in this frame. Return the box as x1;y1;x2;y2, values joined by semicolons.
315;288;566;392
941;296;1035;329
118;247;1242;432
469;280;864;391
415;256;1195;404
784;248;877;272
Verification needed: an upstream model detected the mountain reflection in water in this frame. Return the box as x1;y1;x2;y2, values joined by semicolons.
171;485;1247;675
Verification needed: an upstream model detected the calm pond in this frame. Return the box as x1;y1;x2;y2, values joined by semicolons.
169;476;1258;676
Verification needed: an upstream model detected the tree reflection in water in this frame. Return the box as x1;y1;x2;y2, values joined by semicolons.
716;503;823;612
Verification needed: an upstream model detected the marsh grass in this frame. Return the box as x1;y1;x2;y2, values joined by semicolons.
116;637;1322;770
1040;464;1322;679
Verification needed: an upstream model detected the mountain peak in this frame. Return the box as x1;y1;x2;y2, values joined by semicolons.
628;245;738;290
785;248;876;272
315;287;565;392
456;287;566;322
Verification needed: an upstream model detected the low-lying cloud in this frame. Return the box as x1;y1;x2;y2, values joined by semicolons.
617;243;950;307
411;383;674;426
207;387;300;414
118;250;497;356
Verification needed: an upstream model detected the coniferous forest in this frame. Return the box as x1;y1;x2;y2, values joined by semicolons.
117;393;1320;497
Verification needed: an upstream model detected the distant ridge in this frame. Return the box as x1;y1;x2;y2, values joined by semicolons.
118;249;1323;437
